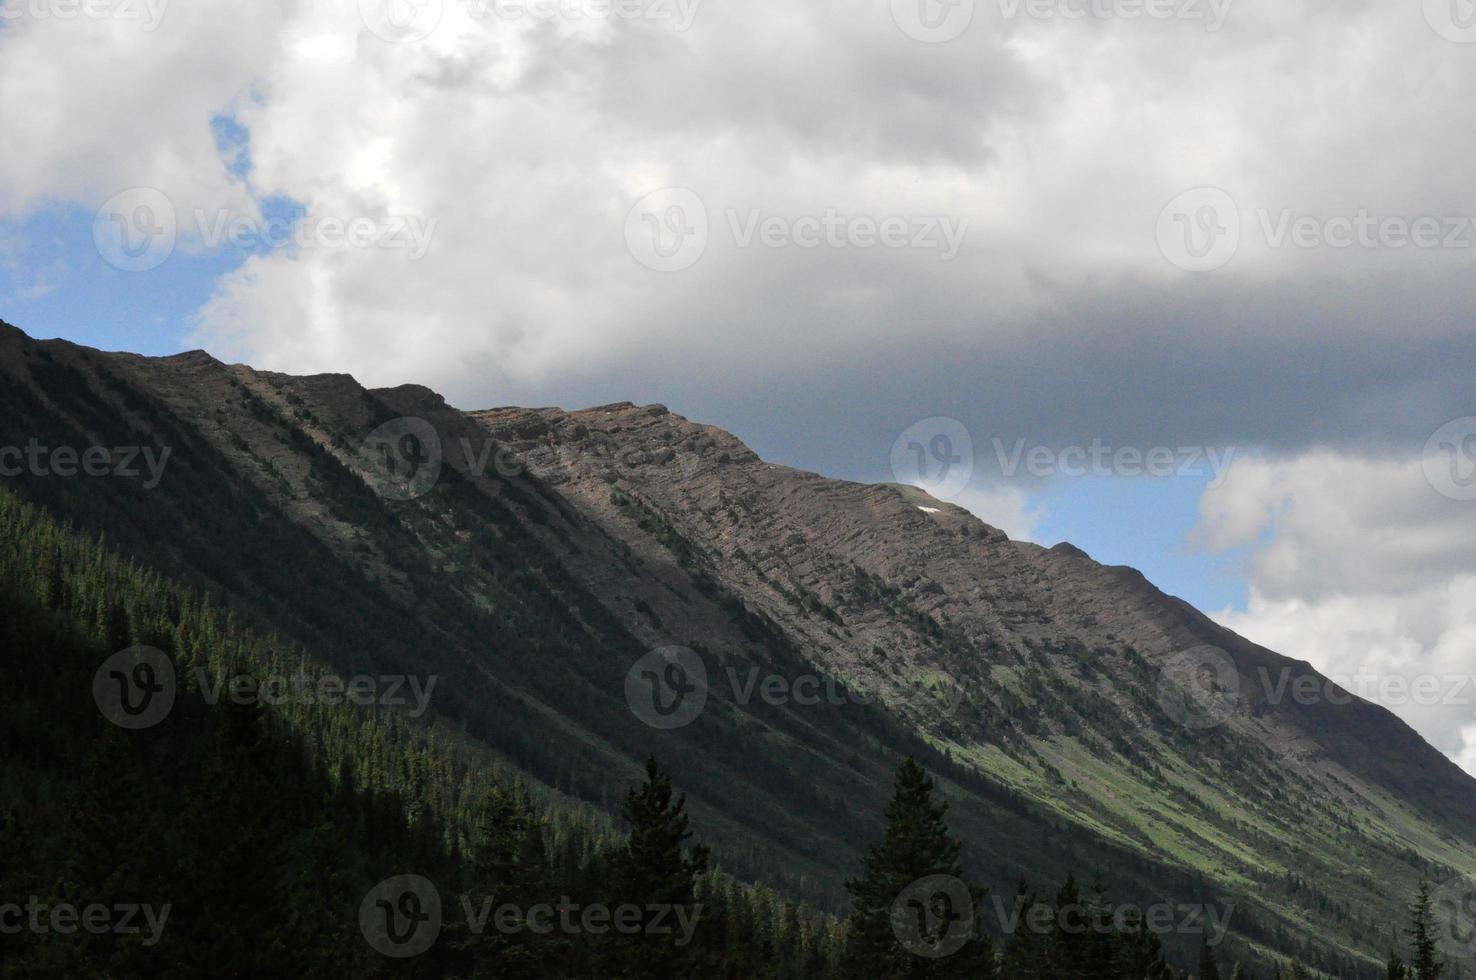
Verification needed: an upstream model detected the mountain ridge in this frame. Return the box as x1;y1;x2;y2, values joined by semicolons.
1;320;1471;977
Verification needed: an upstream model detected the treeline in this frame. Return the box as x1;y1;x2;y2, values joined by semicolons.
0;484;1460;979
835;760;1466;980
0;476;1169;978
0;488;831;978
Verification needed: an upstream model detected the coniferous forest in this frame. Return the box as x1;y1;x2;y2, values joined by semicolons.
0;486;1455;978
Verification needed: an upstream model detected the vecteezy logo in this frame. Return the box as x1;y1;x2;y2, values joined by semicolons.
1424;0;1476;42
1156;644;1239;731
890;0;974;42
1433;874;1476;958
93;646;177;730
1422;418;1476;501
359;0;444;42
93;188;178;273
891;417;974;502
624;188;709;273
361;417;443;501
360;875;442;958
1156;187;1240;272
891;875;974;959
625;646;709;730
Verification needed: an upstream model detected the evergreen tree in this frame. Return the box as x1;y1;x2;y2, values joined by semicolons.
999;882;1054;980
1048;872;1089;980
840;759;994;979
1198;935;1224;980
605;756;710;979
1409;882;1444;980
456;779;554;978
1111;905;1175;980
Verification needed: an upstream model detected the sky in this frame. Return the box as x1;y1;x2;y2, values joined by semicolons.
2;0;1476;770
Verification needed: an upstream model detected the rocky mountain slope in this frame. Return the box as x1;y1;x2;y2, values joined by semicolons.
1;319;1471;977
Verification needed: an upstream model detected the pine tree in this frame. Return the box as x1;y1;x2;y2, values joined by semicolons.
1110;904;1175;980
1000;882;1054;980
1409;881;1445;980
605;756;710;979
1051;872;1092;980
840;758;994;979
456;778;554;978
1199;935;1224;980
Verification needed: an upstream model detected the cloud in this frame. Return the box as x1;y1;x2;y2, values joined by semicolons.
1199;451;1476;773
950;483;1046;541
189;0;1476;468
0;0;1470;471
0;1;276;219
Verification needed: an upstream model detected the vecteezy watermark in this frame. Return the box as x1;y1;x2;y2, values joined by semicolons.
890;0;976;42
626;646;709;730
1423;0;1476;42
1433;874;1476;958
995;0;1232;30
892;876;977;958
359;0;444;42
992;894;1233;945
462;0;702;30
93;647;178;731
1156;645;1239;731
624;188;969;272
889;876;1233;962
93;646;439;730
360;876;443;958
357;417;524;501
1253;210;1476;252
92;187;438;273
992;438;1237;487
1158;655;1476;729
891;0;1228;42
1158;187;1476;272
458;897;701;947
190;669;438;717
1156;187;1241;272
0;899;171;946
624;646;965;730
0;440;172;489
1253;667;1476;710
624;189;709;273
891;417;974;502
361;417;444;502
359;875;700;958
0;0;168;30
726;210;969;262
1423;417;1476;502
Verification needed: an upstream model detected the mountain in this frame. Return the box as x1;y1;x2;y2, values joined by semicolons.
1;319;1470;977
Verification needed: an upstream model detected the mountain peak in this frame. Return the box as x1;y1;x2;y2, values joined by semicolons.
162;348;220;365
1;323;1470;976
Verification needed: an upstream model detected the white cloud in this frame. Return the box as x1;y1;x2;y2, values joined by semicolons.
0;2;278;219
3;0;1474;412
951;483;1046;542
1199;452;1476;772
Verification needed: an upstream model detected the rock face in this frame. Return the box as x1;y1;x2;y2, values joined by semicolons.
476;402;1471;808
2;321;1472;976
